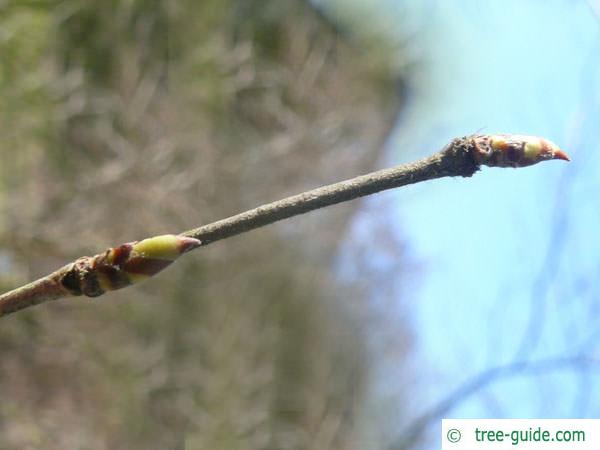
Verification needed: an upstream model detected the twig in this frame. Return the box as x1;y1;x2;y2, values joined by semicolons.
391;354;599;450
0;135;569;318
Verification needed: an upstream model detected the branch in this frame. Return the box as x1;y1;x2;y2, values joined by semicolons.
0;134;569;317
391;354;599;450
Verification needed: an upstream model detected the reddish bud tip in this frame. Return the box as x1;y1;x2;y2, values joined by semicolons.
177;236;202;253
553;149;571;162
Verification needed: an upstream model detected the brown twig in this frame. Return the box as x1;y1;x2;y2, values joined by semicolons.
0;135;569;318
181;136;478;244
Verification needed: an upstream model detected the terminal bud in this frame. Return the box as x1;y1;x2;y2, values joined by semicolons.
472;134;570;168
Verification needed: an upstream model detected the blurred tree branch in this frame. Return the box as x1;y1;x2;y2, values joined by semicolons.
393;354;600;450
0;0;403;447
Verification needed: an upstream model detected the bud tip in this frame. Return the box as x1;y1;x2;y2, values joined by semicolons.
178;236;202;253
554;149;571;162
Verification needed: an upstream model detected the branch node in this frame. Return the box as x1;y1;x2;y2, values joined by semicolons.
442;136;480;178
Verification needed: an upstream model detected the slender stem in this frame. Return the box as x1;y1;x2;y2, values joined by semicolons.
0;270;70;316
0;136;480;318
182;137;478;244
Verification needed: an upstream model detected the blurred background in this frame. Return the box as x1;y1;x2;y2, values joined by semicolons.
0;0;598;449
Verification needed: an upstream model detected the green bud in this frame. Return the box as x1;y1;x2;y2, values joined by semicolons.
60;235;201;297
472;134;570;168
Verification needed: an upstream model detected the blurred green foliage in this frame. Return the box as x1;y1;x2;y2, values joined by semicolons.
0;1;405;448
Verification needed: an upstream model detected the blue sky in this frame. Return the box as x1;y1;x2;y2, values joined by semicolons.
331;0;600;445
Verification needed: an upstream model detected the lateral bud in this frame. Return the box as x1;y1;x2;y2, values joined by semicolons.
60;234;201;298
